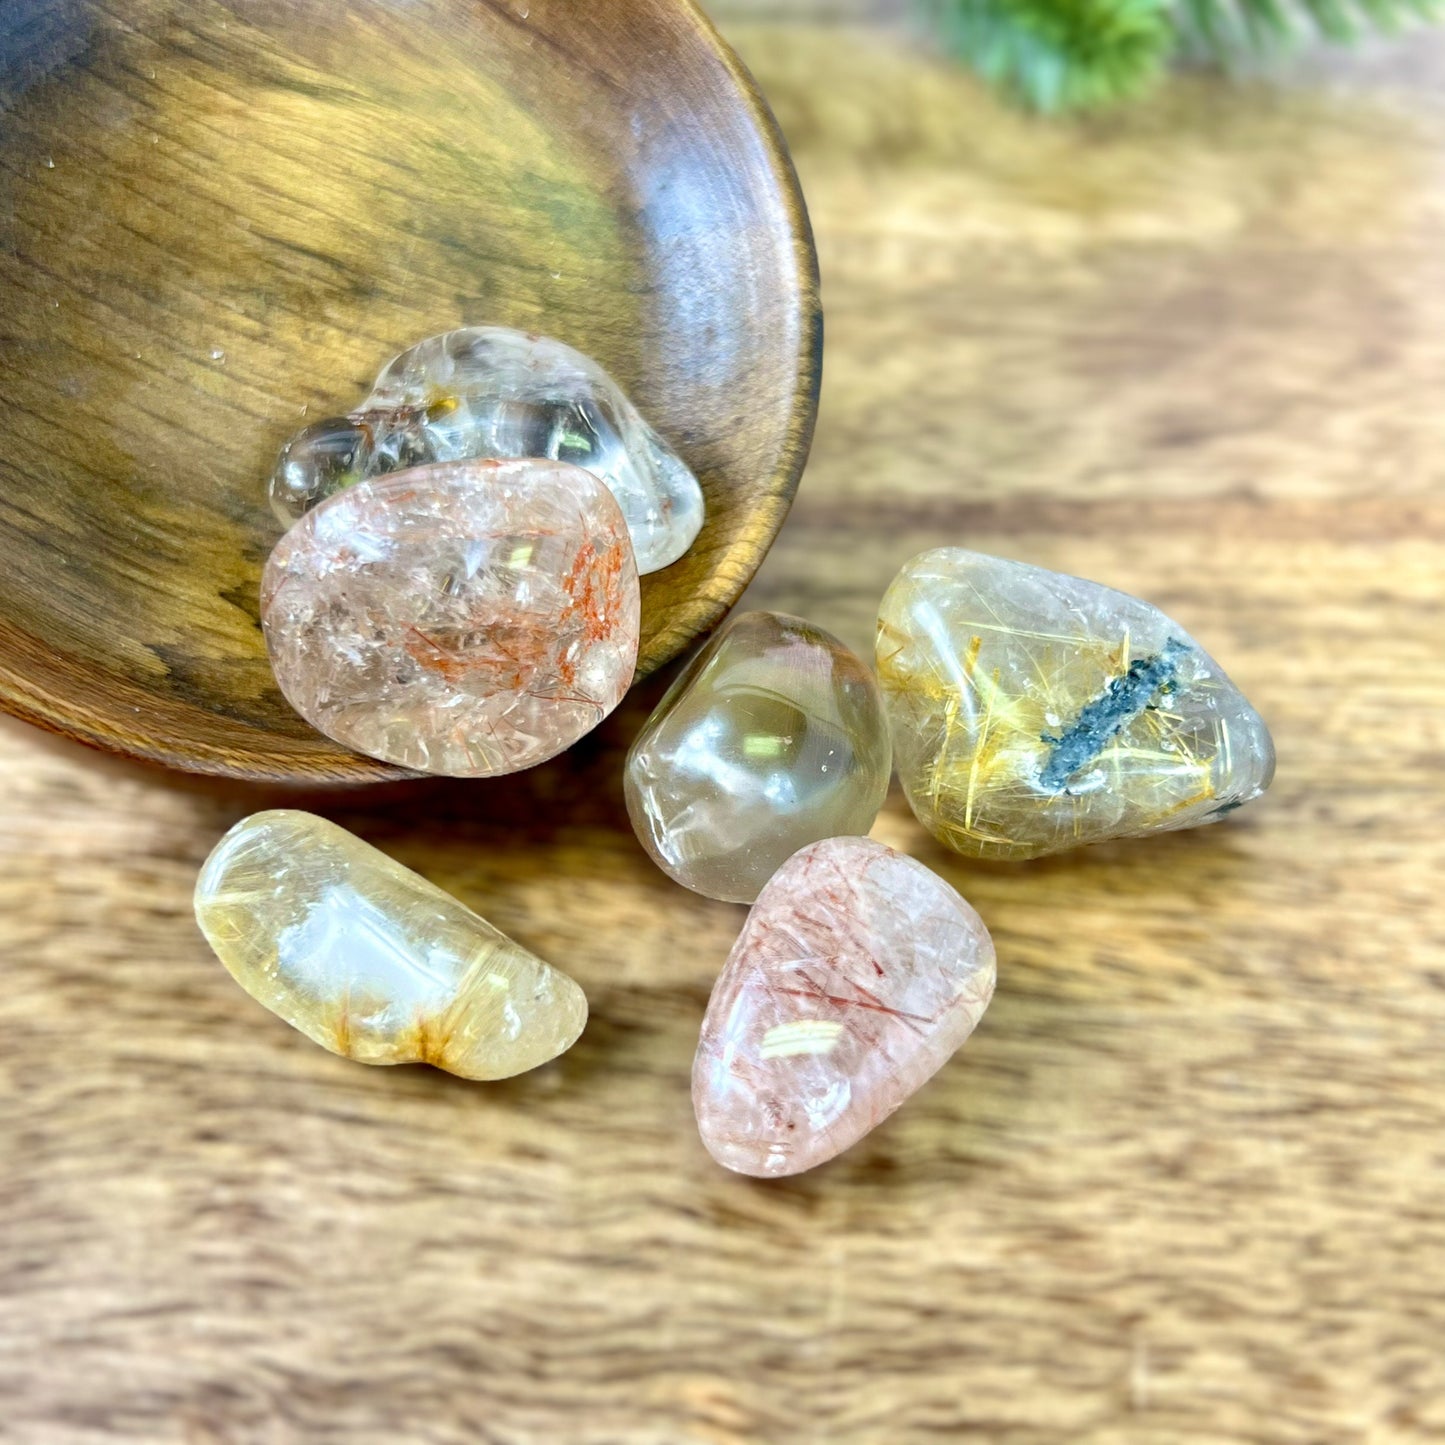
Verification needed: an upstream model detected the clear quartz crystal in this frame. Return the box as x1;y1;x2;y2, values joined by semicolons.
876;548;1276;861
268;326;705;574
262;458;640;778
194;810;587;1080
692;837;996;1178
625;611;891;903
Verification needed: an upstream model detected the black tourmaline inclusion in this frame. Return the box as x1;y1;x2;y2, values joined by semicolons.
1039;638;1190;792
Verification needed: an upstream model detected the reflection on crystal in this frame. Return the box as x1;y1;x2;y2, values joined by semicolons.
267;327;705;573
876;548;1275;861
270;416;373;522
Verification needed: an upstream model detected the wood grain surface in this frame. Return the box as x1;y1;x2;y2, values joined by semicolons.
0;0;819;782
4;13;1445;1443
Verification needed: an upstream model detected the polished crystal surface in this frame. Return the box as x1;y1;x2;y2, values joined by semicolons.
625;611;891;904
877;548;1276;861
262;458;640;777
693;836;996;1178
268;326;705;574
194;811;587;1079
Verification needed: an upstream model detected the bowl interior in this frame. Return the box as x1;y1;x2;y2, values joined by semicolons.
0;0;819;781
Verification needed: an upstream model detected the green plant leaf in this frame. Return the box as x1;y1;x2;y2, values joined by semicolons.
925;0;1445;110
1174;0;1442;59
925;0;1175;111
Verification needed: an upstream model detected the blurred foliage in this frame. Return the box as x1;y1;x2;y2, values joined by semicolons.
922;0;1443;109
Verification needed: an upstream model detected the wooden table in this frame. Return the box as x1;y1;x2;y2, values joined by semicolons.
3;15;1444;1442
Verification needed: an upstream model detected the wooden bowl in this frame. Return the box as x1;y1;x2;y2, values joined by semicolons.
0;0;820;783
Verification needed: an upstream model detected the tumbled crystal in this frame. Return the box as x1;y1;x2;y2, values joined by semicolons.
876;548;1276;861
262;458;640;777
625;611;891;904
267;326;705;574
194;810;587;1079
693;836;996;1177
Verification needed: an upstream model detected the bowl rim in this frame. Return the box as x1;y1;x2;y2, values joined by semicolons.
0;0;823;785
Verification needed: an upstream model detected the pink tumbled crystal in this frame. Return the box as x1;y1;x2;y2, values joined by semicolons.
693;837;996;1178
261;458;640;776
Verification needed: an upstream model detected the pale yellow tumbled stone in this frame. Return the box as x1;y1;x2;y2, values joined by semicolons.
194;810;586;1079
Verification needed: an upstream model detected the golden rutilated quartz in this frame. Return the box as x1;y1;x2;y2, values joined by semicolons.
194;811;587;1079
877;549;1276;861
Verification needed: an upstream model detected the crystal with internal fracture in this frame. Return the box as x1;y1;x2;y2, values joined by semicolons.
269;326;705;574
625;611;891;903
876;549;1276;861
693;836;996;1177
194;811;587;1079
262;458;640;777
